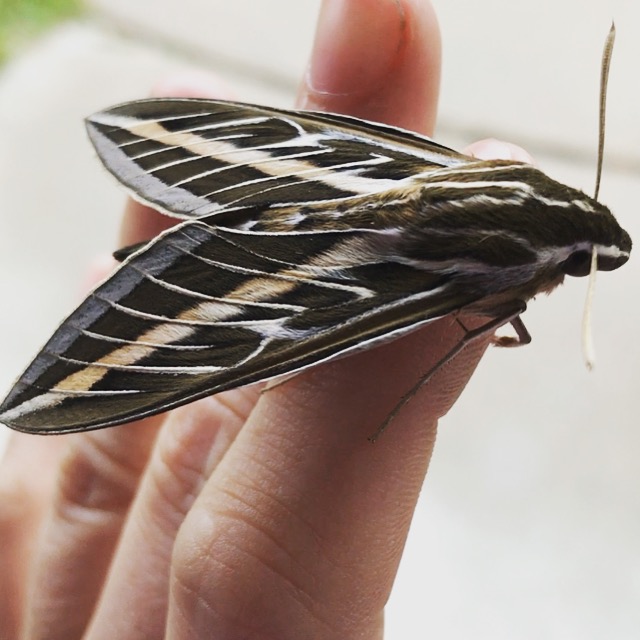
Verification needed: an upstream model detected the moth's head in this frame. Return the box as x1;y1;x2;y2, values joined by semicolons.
555;194;632;278
503;163;632;279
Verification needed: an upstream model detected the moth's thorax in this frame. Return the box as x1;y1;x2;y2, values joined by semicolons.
386;160;632;300
235;159;630;304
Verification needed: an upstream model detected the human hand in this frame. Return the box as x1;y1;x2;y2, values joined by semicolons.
0;1;530;638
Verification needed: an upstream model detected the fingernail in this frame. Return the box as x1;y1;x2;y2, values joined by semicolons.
305;0;406;99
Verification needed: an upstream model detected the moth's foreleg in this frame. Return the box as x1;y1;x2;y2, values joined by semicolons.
369;303;527;442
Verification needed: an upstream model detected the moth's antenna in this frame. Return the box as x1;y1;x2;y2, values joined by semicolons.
594;22;616;200
582;23;616;369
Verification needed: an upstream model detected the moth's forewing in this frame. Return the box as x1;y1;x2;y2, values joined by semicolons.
86;99;469;218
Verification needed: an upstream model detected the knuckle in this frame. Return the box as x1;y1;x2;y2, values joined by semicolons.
146;400;238;520
54;431;148;524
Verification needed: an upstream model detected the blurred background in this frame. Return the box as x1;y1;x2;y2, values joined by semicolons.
0;1;638;638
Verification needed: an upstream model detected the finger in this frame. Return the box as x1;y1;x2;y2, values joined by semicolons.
84;393;255;640
23;73;238;640
169;1;450;639
0;247;121;636
298;0;441;134
0;433;68;639
81;77;254;640
465;138;534;163
22;422;160;640
5;256;151;639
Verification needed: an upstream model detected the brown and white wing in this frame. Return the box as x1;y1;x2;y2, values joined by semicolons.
86;98;469;219
0;220;472;433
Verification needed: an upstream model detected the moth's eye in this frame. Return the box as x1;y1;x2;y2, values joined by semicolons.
561;250;592;277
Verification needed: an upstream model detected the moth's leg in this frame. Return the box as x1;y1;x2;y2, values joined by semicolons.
492;315;532;348
455;314;530;345
112;241;149;262
369;303;526;442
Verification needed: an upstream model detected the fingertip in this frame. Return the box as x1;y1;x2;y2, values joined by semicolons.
304;0;406;99
465;138;535;164
299;0;440;133
150;71;238;100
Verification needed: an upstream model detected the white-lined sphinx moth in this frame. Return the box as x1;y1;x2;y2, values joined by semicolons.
0;38;631;434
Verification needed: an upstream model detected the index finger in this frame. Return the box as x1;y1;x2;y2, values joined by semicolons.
168;1;478;638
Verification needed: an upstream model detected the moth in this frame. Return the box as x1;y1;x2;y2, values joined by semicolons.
0;29;631;435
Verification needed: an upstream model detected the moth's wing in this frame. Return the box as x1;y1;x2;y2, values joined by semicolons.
87;98;470;220
0;219;474;434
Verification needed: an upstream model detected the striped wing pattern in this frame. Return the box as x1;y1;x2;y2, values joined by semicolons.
1;222;468;432
0;101;475;433
86;99;468;218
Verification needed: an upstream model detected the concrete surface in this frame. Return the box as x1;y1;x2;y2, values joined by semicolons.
0;1;638;638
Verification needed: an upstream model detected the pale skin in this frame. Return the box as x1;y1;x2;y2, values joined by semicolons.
0;1;531;638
